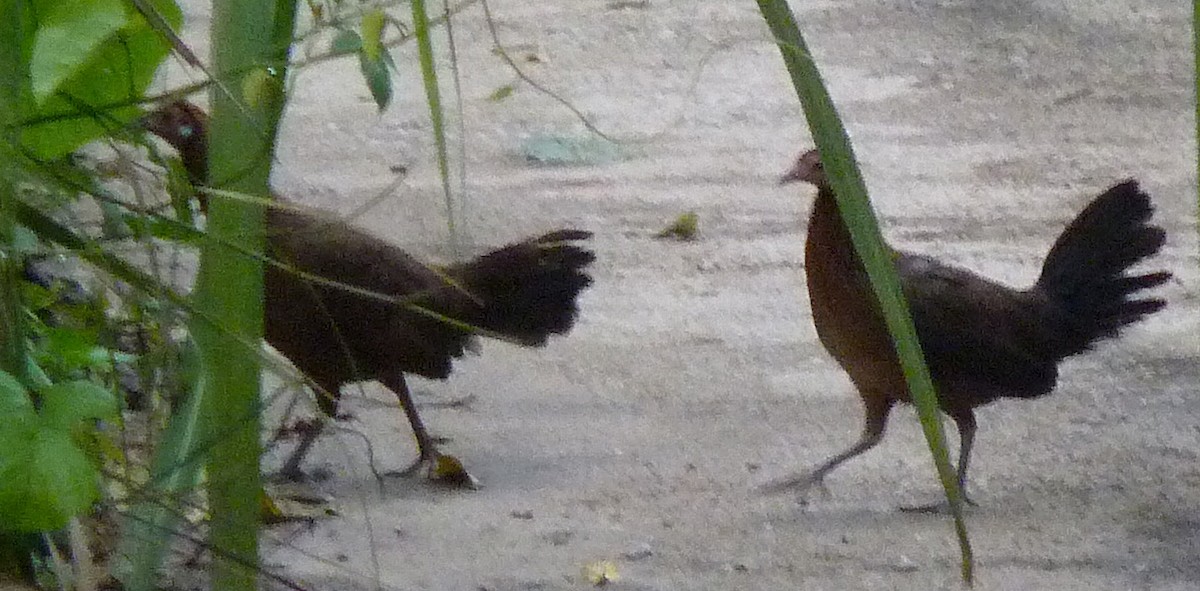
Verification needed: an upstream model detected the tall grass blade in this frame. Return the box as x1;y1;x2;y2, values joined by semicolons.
754;0;974;584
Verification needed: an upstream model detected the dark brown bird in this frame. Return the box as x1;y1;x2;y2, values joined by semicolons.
764;148;1170;507
141;101;595;482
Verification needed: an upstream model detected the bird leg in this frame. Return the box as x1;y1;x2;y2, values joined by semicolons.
759;395;893;499
901;409;979;513
374;372;442;476
380;373;478;488
277;418;326;482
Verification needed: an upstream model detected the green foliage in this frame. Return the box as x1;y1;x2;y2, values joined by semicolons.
20;0;182;159
0;370;117;533
330;24;397;111
29;0;127;102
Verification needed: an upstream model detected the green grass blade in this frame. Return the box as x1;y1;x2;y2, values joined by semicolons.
755;0;974;584
411;0;460;254
113;342;204;591
0;0;35;391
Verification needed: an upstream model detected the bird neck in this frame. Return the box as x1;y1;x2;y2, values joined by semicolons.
806;185;861;267
179;141;209;190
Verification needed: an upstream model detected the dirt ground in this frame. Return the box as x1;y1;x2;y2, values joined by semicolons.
160;0;1199;589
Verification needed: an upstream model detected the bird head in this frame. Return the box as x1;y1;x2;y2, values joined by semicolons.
140;100;209;186
778;148;826;188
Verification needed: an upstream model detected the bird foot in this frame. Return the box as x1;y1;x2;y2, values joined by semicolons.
757;471;831;503
385;451;479;489
898;495;978;514
272;466;309;485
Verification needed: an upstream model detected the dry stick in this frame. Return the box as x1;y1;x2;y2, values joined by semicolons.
478;0;767;147
479;0;618;144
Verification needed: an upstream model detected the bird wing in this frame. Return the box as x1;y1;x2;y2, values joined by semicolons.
264;206;476;378
897;253;1058;399
265;206;444;298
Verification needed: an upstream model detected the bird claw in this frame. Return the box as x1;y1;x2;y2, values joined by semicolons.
385;451;479;489
758;471;827;503
272;466;308;483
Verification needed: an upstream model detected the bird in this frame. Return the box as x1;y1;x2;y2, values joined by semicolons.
763;148;1171;508
140;100;596;483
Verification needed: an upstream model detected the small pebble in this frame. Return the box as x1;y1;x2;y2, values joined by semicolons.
889;555;918;573
543;529;574;546
622;543;653;561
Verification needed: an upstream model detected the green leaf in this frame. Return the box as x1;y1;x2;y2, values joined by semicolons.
0;427;98;532
329;29;362;55
20;281;57;312
100;200;134;240
11;225;40;255
359;53;392;111
29;0;128;103
19;0;182;159
487;84;515;102
520;134;624;166
38;380;119;431
241;66;281;109
43;326;110;373
114;340;205;589
360;9;385;62
0;370;35;420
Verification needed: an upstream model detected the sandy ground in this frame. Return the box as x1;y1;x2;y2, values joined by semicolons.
160;0;1199;589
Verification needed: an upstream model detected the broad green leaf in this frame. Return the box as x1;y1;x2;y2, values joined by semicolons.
19;0;182;158
0;428;98;532
38;380;119;431
30;0;128;103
